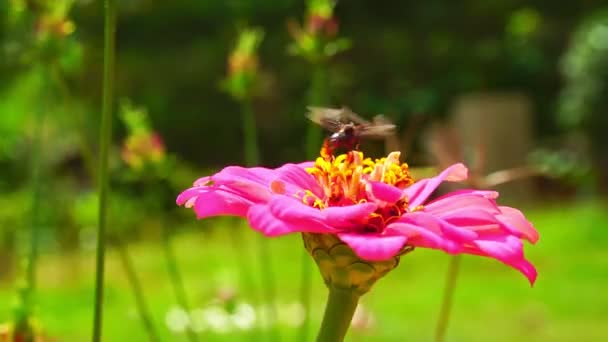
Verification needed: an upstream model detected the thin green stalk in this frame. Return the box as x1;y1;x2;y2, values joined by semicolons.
241;100;260;166
228;221;261;342
435;255;462;342
300;62;328;342
162;225;199;342
114;238;161;342
14;73;47;339
297;247;313;342
92;0;116;340
25;100;44;299
305;63;328;158
257;235;279;339
50;65;97;183
316;287;359;342
241;100;279;340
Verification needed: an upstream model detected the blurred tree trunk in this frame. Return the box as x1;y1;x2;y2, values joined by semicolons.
450;92;534;201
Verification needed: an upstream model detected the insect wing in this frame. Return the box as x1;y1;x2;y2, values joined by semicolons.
356;123;396;139
306;106;345;132
341;107;371;125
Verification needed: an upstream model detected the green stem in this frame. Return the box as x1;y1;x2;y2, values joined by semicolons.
297;249;313;342
305;63;328;159
114;238;161;342
162;226;199;342
316;287;359;342
435;255;462;342
241;100;280;339
227;221;262;341
14;69;47;339
93;0;116;341
300;62;329;342
241;99;259;166
50;65;97;184
257;235;279;339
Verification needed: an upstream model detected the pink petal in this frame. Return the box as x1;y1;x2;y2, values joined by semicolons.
401;212;478;243
322;202;378;229
212;166;276;186
176;187;203;206
337;233;407;261
472;236;537;285
296;161;315;169
404;163;469;208
442;208;500;226
424;193;500;217
221;182;272;203
192;190;252;218
247;203;335;236
193;176;211;186
275;164;324;197
268;195;325;222
387;222;449;250
388;214;472;253
367;181;403;203
497;206;539;243
432;189;499;200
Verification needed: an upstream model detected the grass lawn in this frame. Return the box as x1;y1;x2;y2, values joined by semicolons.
1;200;607;341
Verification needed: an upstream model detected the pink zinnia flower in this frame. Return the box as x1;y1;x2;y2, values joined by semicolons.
177;151;538;284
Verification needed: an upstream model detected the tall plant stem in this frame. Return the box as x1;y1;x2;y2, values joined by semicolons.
299;62;328;342
316;287;359;342
92;0;116;340
434;255;462;342
305;63;328;158
114;238;161;342
241;99;259;166
241;100;279;339
50;65;97;183
162;225;199;342
14;74;47;338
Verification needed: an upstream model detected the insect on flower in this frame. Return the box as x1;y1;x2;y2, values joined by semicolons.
306;106;396;156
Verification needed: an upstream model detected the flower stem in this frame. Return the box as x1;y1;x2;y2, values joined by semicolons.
305;63;328;158
162;225;199;342
316;286;359;342
241;100;280;339
14;70;47;338
92;0;116;340
297;248;313;342
241;99;259;166
435;254;462;342
113;237;160;342
50;65;97;184
300;62;328;342
228;221;261;341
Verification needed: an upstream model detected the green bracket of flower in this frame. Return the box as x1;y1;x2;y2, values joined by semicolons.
5;0;81;72
221;28;265;103
287;0;351;65
119;100;173;180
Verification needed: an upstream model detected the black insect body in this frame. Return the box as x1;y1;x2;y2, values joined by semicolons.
306;106;396;156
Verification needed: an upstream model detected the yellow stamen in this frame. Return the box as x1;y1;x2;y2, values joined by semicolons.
303;150;415;228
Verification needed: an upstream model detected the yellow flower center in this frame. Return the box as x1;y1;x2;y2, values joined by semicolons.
302;150;415;232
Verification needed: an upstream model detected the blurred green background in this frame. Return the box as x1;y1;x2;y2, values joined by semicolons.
1;0;607;341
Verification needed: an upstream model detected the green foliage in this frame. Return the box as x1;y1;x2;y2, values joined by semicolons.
287;0;351;63
0;1;607;336
0;201;606;341
559;9;608;151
